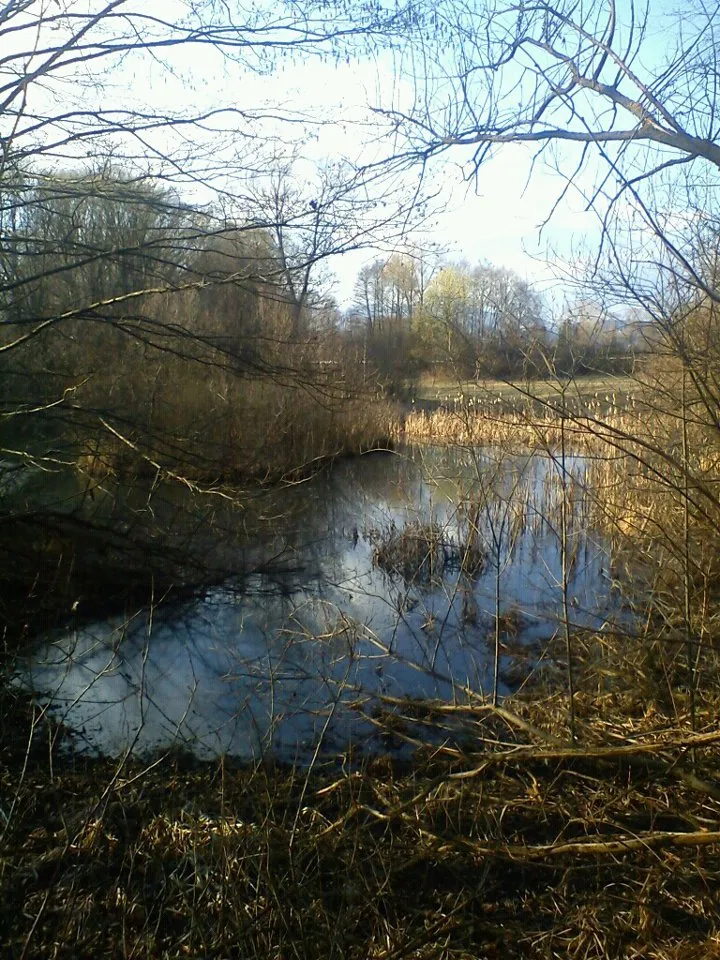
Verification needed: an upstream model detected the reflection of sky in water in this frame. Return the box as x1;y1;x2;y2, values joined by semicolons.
22;447;625;764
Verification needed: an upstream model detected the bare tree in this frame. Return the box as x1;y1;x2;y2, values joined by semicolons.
369;0;720;391
358;0;720;731
375;0;720;302
0;0;430;633
380;1;719;171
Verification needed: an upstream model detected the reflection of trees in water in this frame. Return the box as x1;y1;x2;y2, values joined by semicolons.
22;444;624;762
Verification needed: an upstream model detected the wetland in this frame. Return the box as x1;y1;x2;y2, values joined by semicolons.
17;443;625;764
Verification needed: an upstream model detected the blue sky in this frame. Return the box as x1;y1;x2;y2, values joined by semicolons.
10;0;693;312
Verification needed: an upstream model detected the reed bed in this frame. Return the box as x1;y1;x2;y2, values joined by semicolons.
402;388;720;592
401;399;648;453
79;390;398;485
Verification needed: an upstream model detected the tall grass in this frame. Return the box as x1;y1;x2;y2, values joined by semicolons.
403;375;720;724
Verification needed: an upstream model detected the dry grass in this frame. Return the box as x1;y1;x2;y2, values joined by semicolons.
3;639;720;960
78;387;399;485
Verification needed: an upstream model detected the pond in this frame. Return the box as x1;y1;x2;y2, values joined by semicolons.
19;445;626;764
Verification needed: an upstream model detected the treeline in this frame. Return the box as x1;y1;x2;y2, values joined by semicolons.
345;255;640;382
0;170;390;482
0;168;644;493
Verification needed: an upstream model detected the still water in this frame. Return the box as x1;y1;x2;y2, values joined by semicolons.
21;446;623;764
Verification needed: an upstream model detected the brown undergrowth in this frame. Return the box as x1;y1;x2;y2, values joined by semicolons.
78;392;398;486
5;379;720;958
2;630;720;960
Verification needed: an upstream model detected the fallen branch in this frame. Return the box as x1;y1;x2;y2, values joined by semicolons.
495;829;720;860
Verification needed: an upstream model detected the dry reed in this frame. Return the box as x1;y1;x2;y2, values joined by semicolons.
3;647;720;960
79;389;398;485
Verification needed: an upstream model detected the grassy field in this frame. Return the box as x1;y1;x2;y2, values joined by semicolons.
415;372;641;407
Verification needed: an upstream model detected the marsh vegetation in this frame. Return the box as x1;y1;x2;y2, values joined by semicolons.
6;381;720;956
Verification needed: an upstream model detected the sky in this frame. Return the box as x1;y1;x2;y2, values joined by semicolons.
264;59;605;307
211;52;603;307
7;0;687;312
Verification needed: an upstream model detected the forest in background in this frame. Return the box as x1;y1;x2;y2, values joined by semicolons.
1;169;640;489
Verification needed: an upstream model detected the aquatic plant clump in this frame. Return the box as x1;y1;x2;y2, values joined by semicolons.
369;519;447;583
369;519;487;584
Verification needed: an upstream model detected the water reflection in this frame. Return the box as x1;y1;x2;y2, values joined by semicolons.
23;446;624;763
